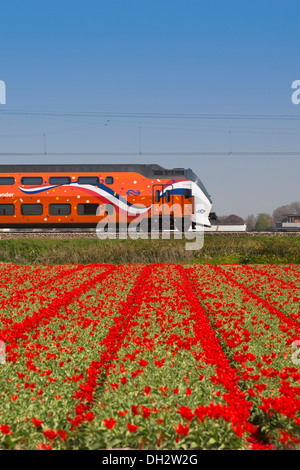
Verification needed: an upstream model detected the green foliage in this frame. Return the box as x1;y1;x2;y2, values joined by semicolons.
0;235;299;265
255;213;272;231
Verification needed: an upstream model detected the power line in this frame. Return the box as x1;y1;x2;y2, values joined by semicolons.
1;110;300;156
0;151;300;156
2;110;300;121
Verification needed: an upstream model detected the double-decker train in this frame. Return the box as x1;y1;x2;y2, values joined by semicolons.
0;164;213;230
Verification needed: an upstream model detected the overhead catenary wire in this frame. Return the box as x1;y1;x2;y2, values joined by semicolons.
0;151;300;156
1;110;300;156
3;110;300;120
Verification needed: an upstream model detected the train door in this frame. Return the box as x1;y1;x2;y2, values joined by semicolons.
152;184;173;230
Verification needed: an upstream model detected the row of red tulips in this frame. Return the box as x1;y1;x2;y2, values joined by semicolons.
0;264;143;449
187;265;300;448
0;263;299;449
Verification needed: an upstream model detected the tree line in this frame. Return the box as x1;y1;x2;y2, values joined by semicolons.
213;201;300;231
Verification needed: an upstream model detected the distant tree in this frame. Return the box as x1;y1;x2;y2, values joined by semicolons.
272;205;291;224
213;214;244;225
223;214;245;225
213;215;227;225
255;213;272;231
245;214;257;231
289;201;300;214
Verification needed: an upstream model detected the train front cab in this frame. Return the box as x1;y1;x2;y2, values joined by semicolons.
136;183;194;233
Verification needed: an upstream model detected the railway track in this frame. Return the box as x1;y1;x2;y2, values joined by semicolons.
0;229;299;239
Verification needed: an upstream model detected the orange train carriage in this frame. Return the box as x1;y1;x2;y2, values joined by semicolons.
0;164;213;230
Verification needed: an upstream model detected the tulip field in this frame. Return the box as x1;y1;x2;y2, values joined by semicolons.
0;263;299;450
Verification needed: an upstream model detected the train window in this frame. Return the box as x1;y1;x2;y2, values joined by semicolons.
155;190;161;203
165;190;171;203
184;189;191;199
0;177;15;185
21;177;43;186
49;204;71;216
49;176;71;185
21;204;43;216
105;176;114;185
77;177;99;185
77;203;99;215
105;203;114;215
0;204;15;216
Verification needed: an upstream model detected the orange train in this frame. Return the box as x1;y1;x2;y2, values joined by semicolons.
0;164;213;229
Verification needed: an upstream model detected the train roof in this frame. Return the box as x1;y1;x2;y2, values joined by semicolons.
0;163;181;176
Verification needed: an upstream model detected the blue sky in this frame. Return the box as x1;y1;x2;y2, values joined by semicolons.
0;0;300;217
